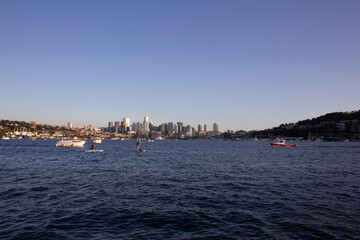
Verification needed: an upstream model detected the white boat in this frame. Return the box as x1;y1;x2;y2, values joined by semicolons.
93;138;102;144
1;136;10;140
56;139;86;148
270;139;296;147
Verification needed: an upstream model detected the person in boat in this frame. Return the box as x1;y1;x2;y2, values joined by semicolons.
90;143;95;151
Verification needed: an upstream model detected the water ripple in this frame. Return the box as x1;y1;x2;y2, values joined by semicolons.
0;140;360;239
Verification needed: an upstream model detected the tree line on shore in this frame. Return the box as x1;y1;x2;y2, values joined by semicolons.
0;120;71;137
247;111;360;140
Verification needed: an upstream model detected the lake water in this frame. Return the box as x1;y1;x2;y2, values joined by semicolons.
0;139;359;239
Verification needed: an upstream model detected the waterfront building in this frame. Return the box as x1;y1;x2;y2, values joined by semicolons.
198;131;207;138
185;125;193;137
150;130;162;139
67;122;73;129
174;124;178;133
108;122;114;128
198;124;202;132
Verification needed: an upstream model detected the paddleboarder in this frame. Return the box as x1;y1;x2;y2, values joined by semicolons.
136;138;141;152
90;143;95;151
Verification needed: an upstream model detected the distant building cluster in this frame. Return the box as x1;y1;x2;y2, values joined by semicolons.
0;118;222;140
105;116;220;139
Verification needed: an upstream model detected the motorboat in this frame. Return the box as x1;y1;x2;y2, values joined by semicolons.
93;138;102;144
270;139;296;147
56;139;86;148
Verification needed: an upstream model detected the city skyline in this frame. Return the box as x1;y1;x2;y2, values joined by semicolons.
1;1;360;131
72;115;221;134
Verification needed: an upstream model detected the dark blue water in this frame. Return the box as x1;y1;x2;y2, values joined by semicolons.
1;139;359;239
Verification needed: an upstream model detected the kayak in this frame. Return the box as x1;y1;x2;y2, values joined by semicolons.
85;150;104;152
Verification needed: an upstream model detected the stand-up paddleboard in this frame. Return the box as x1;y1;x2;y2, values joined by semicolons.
85;150;104;153
132;149;146;153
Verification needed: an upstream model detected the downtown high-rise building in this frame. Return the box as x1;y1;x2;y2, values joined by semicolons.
115;121;120;133
138;122;143;134
120;117;131;133
198;124;202;132
204;124;209;132
132;122;138;133
168;122;174;132
213;123;219;132
144;116;150;134
177;122;183;133
185;125;193;137
161;123;166;134
123;118;130;127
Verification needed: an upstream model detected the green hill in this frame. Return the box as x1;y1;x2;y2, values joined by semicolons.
251;111;360;140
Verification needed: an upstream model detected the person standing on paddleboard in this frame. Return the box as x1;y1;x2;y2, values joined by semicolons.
136;137;141;152
91;143;95;151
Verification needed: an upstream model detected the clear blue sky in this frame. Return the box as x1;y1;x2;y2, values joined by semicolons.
1;0;359;131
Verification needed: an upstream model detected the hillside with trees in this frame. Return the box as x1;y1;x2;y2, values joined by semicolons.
0;120;70;137
249;111;360;141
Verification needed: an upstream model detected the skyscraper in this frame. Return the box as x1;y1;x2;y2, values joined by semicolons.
132;122;138;133
161;124;166;134
115;121;120;133
185;125;193;137
204;124;208;132
168;122;174;132
213;123;219;132
123;118;130;127
177;122;183;133
143;116;149;134
198;124;202;132
138;122;143;134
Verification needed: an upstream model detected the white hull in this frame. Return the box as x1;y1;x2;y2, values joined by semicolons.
93;139;102;144
56;139;86;148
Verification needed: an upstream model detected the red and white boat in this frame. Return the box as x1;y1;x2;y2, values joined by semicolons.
270;139;296;147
